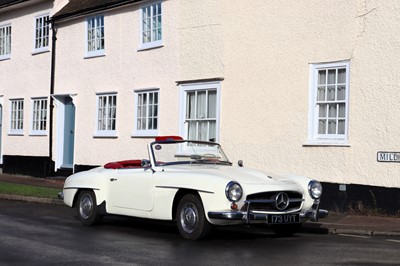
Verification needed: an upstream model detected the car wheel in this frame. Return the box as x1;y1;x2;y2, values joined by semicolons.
76;190;102;225
176;194;211;240
271;223;302;236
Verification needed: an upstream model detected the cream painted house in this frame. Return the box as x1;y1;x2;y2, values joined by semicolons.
1;0;400;213
0;0;67;176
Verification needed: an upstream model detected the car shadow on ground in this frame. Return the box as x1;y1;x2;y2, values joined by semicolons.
76;214;314;241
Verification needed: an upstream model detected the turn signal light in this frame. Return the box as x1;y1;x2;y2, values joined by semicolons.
231;202;238;210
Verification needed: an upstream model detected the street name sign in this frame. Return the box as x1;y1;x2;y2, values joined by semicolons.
377;152;400;163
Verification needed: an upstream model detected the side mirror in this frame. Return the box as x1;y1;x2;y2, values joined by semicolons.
141;159;151;167
238;160;244;167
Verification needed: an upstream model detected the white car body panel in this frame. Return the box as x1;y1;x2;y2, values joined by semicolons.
108;169;153;211
64;163;314;221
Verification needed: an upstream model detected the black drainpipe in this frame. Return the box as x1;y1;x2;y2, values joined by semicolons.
49;20;57;175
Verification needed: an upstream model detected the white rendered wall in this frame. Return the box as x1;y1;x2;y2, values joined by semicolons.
0;1;53;157
219;0;400;188
54;1;181;165
53;0;400;188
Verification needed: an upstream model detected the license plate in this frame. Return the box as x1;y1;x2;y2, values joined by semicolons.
267;214;300;224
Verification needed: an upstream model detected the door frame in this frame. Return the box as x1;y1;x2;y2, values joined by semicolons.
52;94;77;171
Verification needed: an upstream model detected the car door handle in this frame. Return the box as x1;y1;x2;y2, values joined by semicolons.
110;178;117;182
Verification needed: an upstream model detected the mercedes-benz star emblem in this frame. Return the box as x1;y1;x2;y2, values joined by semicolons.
275;192;290;211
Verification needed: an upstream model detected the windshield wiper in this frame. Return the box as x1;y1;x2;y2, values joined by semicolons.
190;155;203;160
215;161;232;165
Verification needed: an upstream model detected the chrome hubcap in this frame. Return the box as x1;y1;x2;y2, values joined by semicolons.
180;203;198;233
79;194;93;219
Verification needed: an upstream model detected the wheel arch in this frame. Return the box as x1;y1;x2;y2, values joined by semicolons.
172;188;200;220
72;188;107;215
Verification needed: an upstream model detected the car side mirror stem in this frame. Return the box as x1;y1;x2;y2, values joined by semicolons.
238;160;244;167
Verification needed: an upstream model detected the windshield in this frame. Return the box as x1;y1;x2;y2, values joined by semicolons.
151;141;231;166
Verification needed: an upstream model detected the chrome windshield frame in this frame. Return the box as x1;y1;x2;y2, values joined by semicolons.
150;139;232;167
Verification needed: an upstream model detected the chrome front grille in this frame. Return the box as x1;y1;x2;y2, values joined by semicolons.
241;191;304;213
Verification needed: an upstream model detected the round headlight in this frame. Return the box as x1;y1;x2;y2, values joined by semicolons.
225;181;243;202
308;180;322;199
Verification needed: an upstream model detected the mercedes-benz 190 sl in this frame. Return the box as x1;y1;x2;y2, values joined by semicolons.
59;136;328;240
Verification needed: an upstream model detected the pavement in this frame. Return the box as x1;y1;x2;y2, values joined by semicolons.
1;173;400;237
0;173;65;205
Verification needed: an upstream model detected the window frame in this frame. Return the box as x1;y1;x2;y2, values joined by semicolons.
139;1;163;50
133;88;160;137
307;61;350;145
179;81;221;143
0;23;11;61
94;93;117;138
9;98;24;135
85;15;105;58
30;97;48;136
33;14;50;54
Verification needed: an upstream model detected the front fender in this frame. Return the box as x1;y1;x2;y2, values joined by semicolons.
62;167;111;209
63;188;78;207
280;173;320;209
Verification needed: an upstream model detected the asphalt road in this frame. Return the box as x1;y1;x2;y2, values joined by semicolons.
1;200;400;266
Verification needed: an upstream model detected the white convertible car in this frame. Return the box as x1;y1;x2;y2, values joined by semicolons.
59;136;328;240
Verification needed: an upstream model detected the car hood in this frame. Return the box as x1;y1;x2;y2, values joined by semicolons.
161;163;298;186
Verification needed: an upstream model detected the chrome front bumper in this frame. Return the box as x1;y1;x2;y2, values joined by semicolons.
58;191;64;200
208;208;328;224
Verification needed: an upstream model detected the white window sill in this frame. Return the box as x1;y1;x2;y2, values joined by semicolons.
132;131;158;138
84;51;105;59
93;131;118;138
303;141;350;147
8;132;24;136
138;42;163;51
29;132;48;136
0;55;11;61
32;48;50;55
